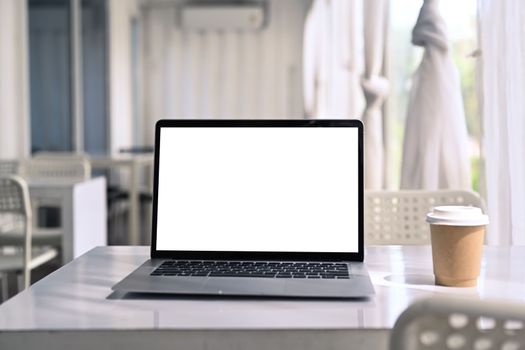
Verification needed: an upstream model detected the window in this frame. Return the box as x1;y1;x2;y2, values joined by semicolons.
29;0;72;152
29;0;108;155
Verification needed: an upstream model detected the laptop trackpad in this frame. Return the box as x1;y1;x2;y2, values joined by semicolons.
202;277;286;296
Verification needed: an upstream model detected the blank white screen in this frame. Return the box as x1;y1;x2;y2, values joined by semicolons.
156;127;359;253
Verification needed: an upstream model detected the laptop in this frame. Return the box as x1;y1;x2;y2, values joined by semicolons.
112;119;374;298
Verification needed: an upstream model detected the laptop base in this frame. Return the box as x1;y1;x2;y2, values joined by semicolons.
112;259;375;299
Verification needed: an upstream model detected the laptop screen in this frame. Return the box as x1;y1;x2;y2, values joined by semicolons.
153;121;362;258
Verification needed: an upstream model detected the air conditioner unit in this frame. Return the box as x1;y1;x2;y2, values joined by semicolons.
180;4;266;31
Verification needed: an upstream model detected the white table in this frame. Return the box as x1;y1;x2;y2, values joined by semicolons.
91;155;153;245
0;245;524;350
29;177;107;264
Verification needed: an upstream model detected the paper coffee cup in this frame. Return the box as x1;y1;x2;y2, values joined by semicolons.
426;206;489;287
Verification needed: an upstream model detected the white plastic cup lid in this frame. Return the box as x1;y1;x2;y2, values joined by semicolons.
426;206;489;226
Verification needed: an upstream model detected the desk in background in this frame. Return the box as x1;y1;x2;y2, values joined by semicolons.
29;177;107;264
0;245;524;349
91;155;153;245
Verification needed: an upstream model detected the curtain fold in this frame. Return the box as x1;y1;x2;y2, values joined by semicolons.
478;0;525;245
361;0;389;189
303;0;364;119
400;0;471;190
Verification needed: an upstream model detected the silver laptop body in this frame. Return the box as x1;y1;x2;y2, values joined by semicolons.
112;119;374;298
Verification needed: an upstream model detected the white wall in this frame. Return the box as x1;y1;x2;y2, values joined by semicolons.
140;0;309;145
108;0;138;154
0;0;30;159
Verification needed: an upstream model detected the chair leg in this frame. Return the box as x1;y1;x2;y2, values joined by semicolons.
17;273;23;292
14;267;31;294
0;273;8;302
24;268;30;289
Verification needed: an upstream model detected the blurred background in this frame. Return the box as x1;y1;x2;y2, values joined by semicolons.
2;0;506;300
0;0;478;182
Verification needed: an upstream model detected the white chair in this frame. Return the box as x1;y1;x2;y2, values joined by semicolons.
17;154;92;252
365;190;486;245
0;176;58;301
390;297;525;350
0;160;19;176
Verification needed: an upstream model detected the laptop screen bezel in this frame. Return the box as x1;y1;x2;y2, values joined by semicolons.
150;119;364;262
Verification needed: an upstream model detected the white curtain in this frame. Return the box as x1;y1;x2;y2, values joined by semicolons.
302;0;365;119
400;0;471;190
478;0;525;246
0;0;29;159
141;0;307;146
303;0;389;189
362;0;389;189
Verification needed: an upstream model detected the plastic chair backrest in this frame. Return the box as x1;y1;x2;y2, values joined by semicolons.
365;190;486;245
0;160;19;176
0;176;32;286
21;153;91;183
390;297;525;350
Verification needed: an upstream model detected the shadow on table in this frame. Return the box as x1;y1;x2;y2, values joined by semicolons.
383;274;435;285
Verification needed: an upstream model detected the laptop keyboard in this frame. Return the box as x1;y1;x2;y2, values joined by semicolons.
150;261;350;279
